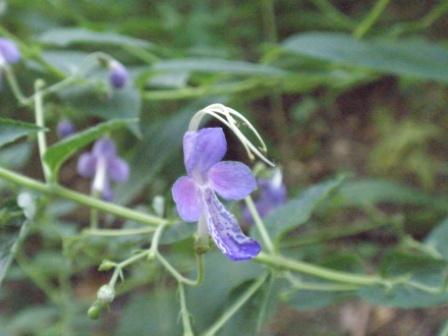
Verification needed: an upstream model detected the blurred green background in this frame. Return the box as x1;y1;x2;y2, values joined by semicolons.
2;0;448;335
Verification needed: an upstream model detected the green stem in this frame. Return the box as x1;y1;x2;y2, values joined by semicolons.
310;0;355;29
254;252;385;286
260;0;277;43
90;208;99;229
34;80;51;181
156;252;204;287
82;227;156;237
109;249;152;287
353;0;391;39
0;220;32;287
4;65;27;104
244;196;274;253
90;190;100;229
0;166;167;227
285;273;360;292
201;275;267;336
21;76;79;106
178;283;194;336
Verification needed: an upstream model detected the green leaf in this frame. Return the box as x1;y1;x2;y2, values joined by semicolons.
424;218;448;260
358;252;448;308
115;288;180;336
264;176;346;239
282;32;448;83
60;84;142;135
337;179;448;210
39;27;151;48
0;118;44;149
0;143;32;169
187;252;263;332
0;199;27;288
44;118;136;176
153;58;287;76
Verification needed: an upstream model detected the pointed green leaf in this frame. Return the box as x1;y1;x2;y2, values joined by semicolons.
153;58;287;76
264;176;346;239
39;27;151;48
0;118;44;149
283;32;448;83
0;199;28;288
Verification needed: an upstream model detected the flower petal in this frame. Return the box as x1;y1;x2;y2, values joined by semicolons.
172;176;202;222
93;138;116;158
108;157;130;182
208;161;256;200
183;128;227;176
0;38;20;63
77;153;97;177
203;188;261;261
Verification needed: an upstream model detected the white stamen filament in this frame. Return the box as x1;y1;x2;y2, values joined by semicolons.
188;104;275;167
271;167;283;189
92;157;107;195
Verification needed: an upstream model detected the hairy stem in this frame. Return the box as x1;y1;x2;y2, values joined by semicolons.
201;274;267;336
254;252;386;286
245;196;275;253
0;167;167;227
179;283;194;336
353;0;391;38
34;80;51;181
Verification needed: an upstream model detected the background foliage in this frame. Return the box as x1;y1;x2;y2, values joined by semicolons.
1;0;448;335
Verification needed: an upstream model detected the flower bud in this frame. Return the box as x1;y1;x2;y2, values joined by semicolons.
0;38;20;64
57;120;76;138
108;60;128;89
87;304;101;320
97;284;115;304
98;260;116;271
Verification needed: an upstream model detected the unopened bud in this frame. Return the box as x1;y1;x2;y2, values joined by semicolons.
97;284;115;304
87;304;101;320
98;260;116;272
108;60;128;89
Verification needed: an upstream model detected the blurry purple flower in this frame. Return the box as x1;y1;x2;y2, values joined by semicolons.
77;138;129;201
108;60;128;89
172;127;260;261
0;38;20;64
244;169;287;223
57;120;76;139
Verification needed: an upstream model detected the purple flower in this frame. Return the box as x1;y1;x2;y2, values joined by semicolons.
77;138;129;201
108;60;128;89
57;120;76;139
0;38;20;64
171;127;261;261
244;169;287;223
